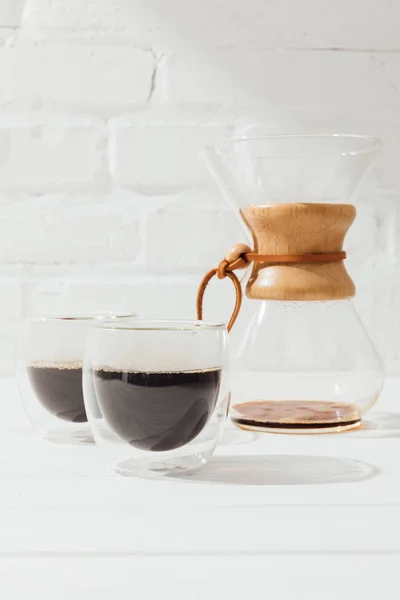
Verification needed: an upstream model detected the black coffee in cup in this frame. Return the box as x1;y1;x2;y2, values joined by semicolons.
27;362;87;423
93;367;221;452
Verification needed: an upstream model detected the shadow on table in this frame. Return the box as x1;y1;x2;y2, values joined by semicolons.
170;454;379;486
346;412;400;439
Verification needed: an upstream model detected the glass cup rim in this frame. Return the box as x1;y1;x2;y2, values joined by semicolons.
90;319;227;332
24;312;137;323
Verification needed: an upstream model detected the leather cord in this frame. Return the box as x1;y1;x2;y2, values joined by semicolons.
196;245;347;332
245;251;346;264
196;268;242;333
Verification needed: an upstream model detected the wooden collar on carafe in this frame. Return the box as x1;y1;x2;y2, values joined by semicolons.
196;203;356;331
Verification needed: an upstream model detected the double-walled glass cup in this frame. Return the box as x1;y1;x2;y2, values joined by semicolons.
83;320;230;477
17;313;135;444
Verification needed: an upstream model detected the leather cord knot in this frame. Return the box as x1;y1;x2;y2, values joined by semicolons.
217;259;230;280
217;243;252;280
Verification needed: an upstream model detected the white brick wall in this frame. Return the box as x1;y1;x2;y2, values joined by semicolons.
20;0;400;49
0;47;154;112
0;1;25;28
0;0;399;374
166;51;400;107
145;207;243;272
111;124;232;191
0;125;105;190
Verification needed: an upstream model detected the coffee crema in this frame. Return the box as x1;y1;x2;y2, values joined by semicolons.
93;367;221;452
27;361;87;423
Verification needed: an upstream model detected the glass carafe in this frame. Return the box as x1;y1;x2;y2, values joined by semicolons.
201;134;384;433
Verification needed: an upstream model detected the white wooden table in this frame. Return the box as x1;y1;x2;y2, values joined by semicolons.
1;376;400;599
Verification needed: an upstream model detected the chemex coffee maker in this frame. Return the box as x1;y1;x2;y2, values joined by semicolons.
197;134;384;434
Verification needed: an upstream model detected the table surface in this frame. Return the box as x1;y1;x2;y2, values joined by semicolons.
1;376;400;599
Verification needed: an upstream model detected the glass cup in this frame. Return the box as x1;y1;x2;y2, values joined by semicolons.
17;313;136;444
83;320;230;477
